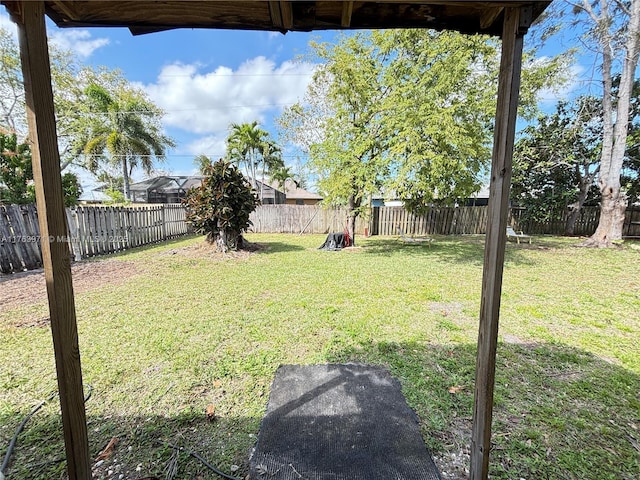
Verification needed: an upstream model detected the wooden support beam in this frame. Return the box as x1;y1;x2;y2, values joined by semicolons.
342;1;354;27
470;7;524;480
15;2;91;479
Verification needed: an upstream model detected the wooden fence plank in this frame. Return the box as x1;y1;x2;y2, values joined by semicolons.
66;208;82;262
6;205;37;270
0;206;18;273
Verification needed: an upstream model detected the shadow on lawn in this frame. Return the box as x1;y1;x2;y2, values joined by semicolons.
361;236;544;266
0;408;260;480
4;340;637;480
326;340;640;480
253;241;307;254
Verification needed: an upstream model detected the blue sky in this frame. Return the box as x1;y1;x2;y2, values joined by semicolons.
0;8;597;191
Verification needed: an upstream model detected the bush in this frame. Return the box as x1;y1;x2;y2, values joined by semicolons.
184;159;258;252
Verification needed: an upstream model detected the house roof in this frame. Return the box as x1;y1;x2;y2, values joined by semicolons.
129;175;290;196
268;179;324;200
129;175;206;193
33;1;550;37
78;189;110;202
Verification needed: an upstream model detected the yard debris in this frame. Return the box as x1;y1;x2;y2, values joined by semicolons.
205;403;216;422
163;447;179;480
95;436;119;462
448;386;465;394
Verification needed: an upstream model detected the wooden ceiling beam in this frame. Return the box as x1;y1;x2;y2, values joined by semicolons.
269;1;293;30
479;7;503;29
280;1;293;29
50;0;79;21
342;1;354;27
2;1;24;23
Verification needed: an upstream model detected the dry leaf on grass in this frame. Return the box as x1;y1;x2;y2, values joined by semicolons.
448;386;465;394
206;403;216;422
95;436;119;462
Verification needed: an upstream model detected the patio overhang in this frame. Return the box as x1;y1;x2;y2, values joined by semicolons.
0;2;550;479
11;0;550;36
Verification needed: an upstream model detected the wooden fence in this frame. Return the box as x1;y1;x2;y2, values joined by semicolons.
249;205;489;235
373;206;490;235
3;203;640;274
248;204;640;238
0;204;190;274
249;205;368;235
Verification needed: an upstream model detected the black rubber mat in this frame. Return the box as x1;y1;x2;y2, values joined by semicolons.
250;364;442;479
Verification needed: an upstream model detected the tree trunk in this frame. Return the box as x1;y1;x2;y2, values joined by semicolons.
122;156;130;201
585;187;627;246
207;221;243;253
346;194;357;246
582;0;640;246
565;175;592;235
565;204;580;236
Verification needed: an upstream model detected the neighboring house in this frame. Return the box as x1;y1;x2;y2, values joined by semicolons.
78;189;110;204
128;175;323;205
253;180;286;205
371;184;491;208
128;175;288;204
129;176;205;204
270;179;323;205
371;190;403;207
464;184;490;207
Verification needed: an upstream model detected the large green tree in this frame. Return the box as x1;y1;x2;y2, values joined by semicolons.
79;82;175;201
279;33;392;240
512;96;602;235
0;26;103;170
0;132;81;206
619;77;640;206
380;30;499;213
0;132;33;204
0;28;24;136
278;29;570;241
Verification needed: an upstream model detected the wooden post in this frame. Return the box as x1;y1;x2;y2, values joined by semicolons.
470;7;527;480
12;2;91;479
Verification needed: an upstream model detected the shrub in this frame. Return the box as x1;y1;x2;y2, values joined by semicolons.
184;159;258;252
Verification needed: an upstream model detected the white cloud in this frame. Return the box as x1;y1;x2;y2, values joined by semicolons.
537;61;586;105
48;30;109;58
143;56;316;135
184;134;228;157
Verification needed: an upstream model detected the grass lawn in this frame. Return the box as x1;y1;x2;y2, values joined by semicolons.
0;233;638;479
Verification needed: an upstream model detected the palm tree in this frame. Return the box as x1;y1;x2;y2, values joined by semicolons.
260;140;284;199
193;154;213;175
80;83;175;201
269;165;298;193
226;121;266;190
226;121;283;201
